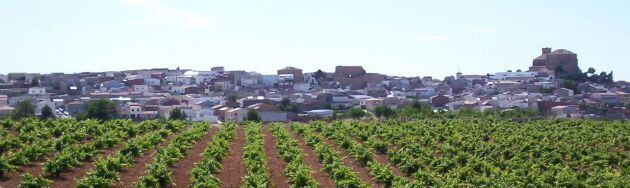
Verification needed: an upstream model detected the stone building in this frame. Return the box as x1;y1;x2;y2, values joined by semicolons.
529;47;579;78
333;66;386;90
277;67;304;82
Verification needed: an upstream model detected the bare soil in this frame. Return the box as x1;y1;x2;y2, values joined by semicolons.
289;131;335;187
262;126;290;188
170;126;218;188
216;126;246;188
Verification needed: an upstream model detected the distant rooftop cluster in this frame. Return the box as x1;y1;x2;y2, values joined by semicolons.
0;47;629;121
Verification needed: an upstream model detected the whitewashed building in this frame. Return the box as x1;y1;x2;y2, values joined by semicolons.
28;87;46;95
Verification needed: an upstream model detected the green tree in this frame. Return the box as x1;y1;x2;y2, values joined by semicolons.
605;71;614;83
562;80;578;92
227;94;238;102
40;105;54;119
226;94;239;107
345;108;367;119
86;99;118;121
168;108;187;120
398;101;433;118
277;97;299;112
245;109;261;122
322;102;332;110
374;105;396;119
313;69;325;78
12;100;35;119
31;78;40;86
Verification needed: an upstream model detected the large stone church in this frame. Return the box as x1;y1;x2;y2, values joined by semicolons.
529;47;579;78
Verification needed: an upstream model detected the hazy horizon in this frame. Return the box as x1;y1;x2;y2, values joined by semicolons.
1;0;629;81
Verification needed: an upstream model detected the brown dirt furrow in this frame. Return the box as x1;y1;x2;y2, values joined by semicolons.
374;151;406;178
48;143;124;188
262;126;290;188
216;126;246;188
0;160;46;187
170;126;218;188
112;133;176;188
321;138;381;187
354;139;407;179
289;131;335;187
1;138;90;187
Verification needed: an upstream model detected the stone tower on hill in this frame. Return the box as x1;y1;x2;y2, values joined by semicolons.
529;47;579;79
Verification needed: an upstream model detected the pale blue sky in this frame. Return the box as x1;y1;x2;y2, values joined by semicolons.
1;0;629;81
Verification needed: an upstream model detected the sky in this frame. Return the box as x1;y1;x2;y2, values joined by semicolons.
1;0;629;81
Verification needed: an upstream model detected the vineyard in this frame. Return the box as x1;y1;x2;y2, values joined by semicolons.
0;118;628;187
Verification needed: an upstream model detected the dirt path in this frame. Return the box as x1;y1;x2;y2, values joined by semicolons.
321;139;381;187
289;131;335;187
216;126;246;188
112;134;176;188
170;127;218;188
262;126;290;188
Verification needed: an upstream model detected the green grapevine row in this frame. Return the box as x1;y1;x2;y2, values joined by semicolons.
135;122;212;187
311;121;409;187
75;121;185;187
289;123;369;188
242;122;270;187
189;122;236;187
269;123;319;188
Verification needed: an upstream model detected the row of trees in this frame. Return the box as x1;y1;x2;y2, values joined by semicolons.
328;100;538;121
564;67;614;84
8;99;187;121
10;100;53;120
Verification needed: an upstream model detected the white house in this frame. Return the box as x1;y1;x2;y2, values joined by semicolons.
261;75;279;86
129;103;142;119
332;95;350;103
248;103;288;122
225;108;247;123
132;85;150;93
0;105;14;117
144;78;161;86
305;109;334;118
349;95;374;106
28;87;46;95
551;105;579;118
415;87;436;99
490;71;537;82
535;81;557;89
195;71;219;84
189;108;219;123
0;74;7;83
0;95;8;105
170;86;185;95
240;75;260;87
293;83;310;92
213;81;232;91
35;100;56;116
